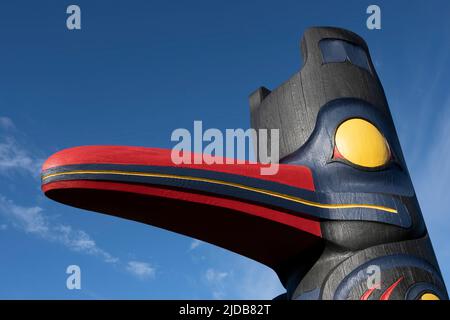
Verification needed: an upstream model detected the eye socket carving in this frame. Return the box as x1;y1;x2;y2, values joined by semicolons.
319;39;372;73
333;118;391;169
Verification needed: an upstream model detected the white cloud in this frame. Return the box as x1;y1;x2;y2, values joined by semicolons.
204;268;229;299
0;195;118;264
189;239;203;251
0;118;118;263
0;195;161;278
205;268;228;283
393;44;450;169
232;260;284;300
126;261;155;279
0;117;15;130
1;117;156;282
0;196;48;234
53;224;118;263
200;254;285;300
414;96;450;204
0;135;42;177
402;93;450;287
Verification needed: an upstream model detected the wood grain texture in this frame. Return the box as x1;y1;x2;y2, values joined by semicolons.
249;27;447;300
249;27;389;159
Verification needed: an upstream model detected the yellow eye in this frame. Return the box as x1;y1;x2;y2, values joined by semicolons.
420;293;440;300
334;118;390;168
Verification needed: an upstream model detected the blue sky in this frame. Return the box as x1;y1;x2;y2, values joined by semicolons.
0;0;450;299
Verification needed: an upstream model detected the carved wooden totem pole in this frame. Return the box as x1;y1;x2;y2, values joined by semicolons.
41;27;447;300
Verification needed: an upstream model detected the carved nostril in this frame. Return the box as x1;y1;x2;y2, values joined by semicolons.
333;118;390;168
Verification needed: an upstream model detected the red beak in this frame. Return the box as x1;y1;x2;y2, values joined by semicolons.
41;146;322;269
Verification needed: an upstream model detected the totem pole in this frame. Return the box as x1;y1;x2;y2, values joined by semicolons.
41;27;447;300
